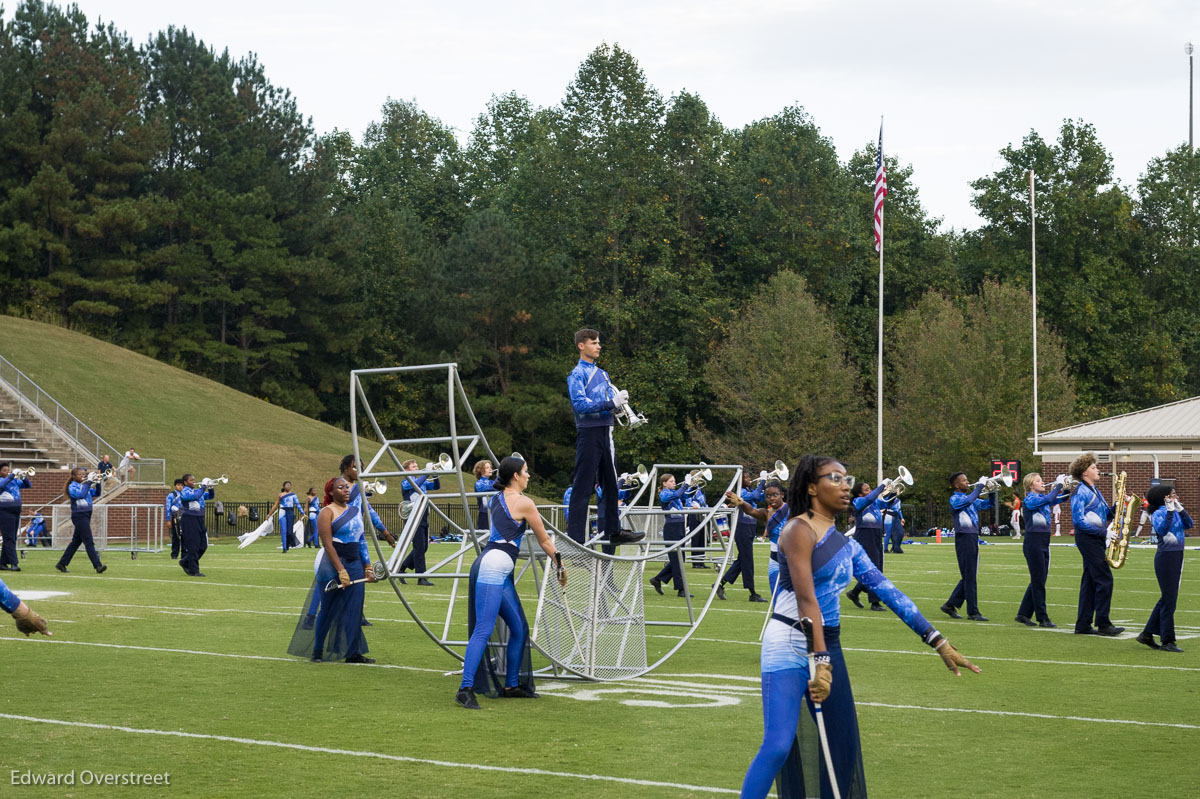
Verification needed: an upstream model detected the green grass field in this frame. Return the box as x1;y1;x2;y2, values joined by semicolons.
1;537;1196;798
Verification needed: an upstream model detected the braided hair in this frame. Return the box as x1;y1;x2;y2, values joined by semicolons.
787;455;841;519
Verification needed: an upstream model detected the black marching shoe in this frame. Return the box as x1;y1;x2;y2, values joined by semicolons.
301;614;316;630
361;616;373;627
749;593;767;603
345;654;375;664
608;529;646;546
676;590;693;598
649;577;664;595
1135;631;1161;650
1075;626;1098;635
846;591;864;609
417;578;434;586
715;583;726;601
1161;642;1184;653
55;564;68;573
869;603;886;612
1096;625;1125;637
455;687;481;710
1014;615;1036;627
940;603;962;619
692;563;710;569
502;685;540;699
967;613;989;622
1039;620;1057;628
95;564;107;574
310;654;323;662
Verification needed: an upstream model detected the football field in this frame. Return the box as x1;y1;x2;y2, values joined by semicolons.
2;539;1197;798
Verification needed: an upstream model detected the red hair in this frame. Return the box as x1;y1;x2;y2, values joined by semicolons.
324;477;338;507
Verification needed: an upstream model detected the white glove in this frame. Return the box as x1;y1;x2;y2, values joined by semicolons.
1163;533;1179;547
612;389;629;409
1105;528;1119;547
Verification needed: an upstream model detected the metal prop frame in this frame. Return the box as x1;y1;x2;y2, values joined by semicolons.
350;363;746;682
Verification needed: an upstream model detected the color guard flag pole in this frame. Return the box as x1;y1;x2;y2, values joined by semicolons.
874;118;887;485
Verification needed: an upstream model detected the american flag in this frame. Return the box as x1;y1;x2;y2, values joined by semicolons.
873;122;887;253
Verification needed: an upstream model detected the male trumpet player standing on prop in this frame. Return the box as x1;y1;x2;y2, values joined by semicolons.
1069;454;1124;636
566;329;644;548
940;472;993;622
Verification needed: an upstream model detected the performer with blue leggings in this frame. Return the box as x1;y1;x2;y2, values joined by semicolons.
845;481;887;611
734;481;787;594
289;477;377;663
1137;485;1192;652
0;462;32;571
1015;472;1069;628
741;456;979;799
55;469;106;574
455;455;565;710
1;576;49;636
305;488;320;547
267;481;302;553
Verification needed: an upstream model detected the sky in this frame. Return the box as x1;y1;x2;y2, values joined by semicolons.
61;0;1200;230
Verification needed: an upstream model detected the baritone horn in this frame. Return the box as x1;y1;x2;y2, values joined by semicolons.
980;464;1014;493
1054;473;1080;492
620;463;650;487
757;460;790;485
685;464;713;489
879;465;914;501
362;478;387;496
423;453;453;473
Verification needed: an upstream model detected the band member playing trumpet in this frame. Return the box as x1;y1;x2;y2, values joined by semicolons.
267;481;302;553
846;480;888;611
1069;454;1123;636
565;329;643;548
399;459;440;586
730;480;788;594
940;472;993;621
1137;485;1191;652
688;478;709;568
1015;473;1069;628
178;473;214;577
0;462;32;571
650;474;697;597
55;468;106;574
305;487;320;547
719;471;767;602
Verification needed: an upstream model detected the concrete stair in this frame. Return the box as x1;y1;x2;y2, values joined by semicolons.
0;389;80;470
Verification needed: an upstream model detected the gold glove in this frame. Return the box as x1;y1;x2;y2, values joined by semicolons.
12;602;49;637
935;638;980;676
809;654;833;702
338;569;351;588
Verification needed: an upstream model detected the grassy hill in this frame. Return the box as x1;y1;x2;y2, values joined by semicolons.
0;315;441;498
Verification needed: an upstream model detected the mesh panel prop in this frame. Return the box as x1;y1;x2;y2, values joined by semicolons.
532;546;647;679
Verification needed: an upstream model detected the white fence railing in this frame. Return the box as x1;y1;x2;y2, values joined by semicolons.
21;504;166;556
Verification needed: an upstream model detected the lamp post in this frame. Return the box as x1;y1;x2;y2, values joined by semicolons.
1188;42;1194;153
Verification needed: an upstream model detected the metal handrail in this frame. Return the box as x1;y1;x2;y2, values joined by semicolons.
0;351;165;485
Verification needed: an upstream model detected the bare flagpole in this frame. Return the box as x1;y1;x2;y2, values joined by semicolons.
1030;170;1039;452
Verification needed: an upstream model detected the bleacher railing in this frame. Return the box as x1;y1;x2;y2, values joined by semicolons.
0;351;165;485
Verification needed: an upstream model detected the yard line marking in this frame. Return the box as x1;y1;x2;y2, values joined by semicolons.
37;599;418;624
0;713;740;795
0;637;446;674
857;702;1200;730
101;615;142;620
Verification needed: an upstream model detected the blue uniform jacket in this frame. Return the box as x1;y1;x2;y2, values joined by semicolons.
1022;485;1068;533
950;484;992;536
68;480;101;515
852;483;887;530
1151;506;1193;552
659;484;696;524
179;485;214;516
567;359;615;428
25;513;45;545
737;484;765;530
0;474;32;509
1070;482;1112;539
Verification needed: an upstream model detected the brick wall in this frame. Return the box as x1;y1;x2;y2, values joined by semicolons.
1040;458;1200;536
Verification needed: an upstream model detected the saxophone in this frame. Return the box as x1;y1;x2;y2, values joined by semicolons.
1105;471;1138;569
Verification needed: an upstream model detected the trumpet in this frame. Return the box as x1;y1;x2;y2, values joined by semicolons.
684;465;713;489
11;467;36;479
423;453;453;473
978;464;1013;493
619;464;650;487
1054;473;1080;492
85;470;109;485
879;465;914;501
361;478;387;496
756;460;790;485
199;474;229;487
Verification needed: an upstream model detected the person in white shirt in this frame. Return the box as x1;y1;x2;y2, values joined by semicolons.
118;448;141;479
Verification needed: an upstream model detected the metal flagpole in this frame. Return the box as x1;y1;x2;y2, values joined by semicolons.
877;118;884;485
1030;170;1038;451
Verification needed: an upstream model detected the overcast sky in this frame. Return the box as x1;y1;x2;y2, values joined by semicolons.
65;0;1200;230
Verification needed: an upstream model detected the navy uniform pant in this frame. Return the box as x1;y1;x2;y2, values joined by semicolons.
169;519;181;559
721;522;758;591
653;520;686;589
179;514;208;575
567;426;619;545
849;527;884;604
57;513;102;570
1143;549;1183;644
0;507;20;567
1074;533;1114;631
688;515;706;564
1018;531;1052;622
400;522;429;573
946;533;981;615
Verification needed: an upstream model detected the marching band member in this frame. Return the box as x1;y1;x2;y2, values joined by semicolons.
289;477;377;664
177;473;214;577
165;478;183;559
305;487;320;547
1137;485;1191;652
741;456;978;799
339;455;395;547
735;480;788;594
650;473;697;597
720;472;767;602
0;462;32;571
266;481;301;553
399;459;439;586
565;328;643;547
55;468;106;574
1015;473;1069;628
1069;454;1124;636
22;510;47;547
1;575;49;637
456;455;565;709
688;479;710;568
473;460;497;531
882;493;906;554
940;472;993;621
845;481;887;611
